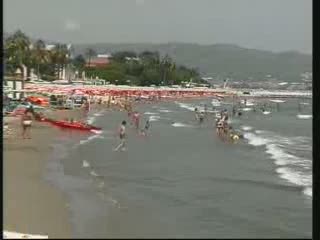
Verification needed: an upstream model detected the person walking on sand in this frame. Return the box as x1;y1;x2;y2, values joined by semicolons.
114;120;127;151
21;109;33;139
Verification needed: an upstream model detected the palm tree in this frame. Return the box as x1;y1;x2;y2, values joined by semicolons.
189;68;199;82
85;48;96;67
160;55;173;85
139;51;160;66
32;39;49;80
12;30;30;64
5;30;31;77
4;39;18;74
52;44;69;79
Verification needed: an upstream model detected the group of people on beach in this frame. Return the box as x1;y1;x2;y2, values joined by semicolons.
114;104;151;152
112;95;165;151
215;109;242;142
192;103;243;143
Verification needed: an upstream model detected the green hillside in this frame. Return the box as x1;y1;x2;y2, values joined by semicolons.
73;43;312;82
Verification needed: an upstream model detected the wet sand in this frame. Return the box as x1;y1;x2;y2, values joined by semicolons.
3;109;84;238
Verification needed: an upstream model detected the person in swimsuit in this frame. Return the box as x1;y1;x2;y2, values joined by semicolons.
144;119;150;131
194;108;199;121
21;109;33;139
114;120;127;151
198;112;205;124
141;119;150;136
132;111;140;130
204;104;208;119
232;107;236;116
216;120;224;136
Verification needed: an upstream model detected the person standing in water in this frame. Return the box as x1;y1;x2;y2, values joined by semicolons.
82;99;90;117
198;112;205;125
232;106;236;116
132;111;140;130
114;120;127;151
194;107;199;121
141;119;151;136
204;104;208;119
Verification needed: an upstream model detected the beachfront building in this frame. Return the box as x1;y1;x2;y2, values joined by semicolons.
85;57;111;68
125;57;141;62
4;77;25;99
97;54;112;59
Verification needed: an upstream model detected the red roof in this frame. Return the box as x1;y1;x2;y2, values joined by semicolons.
86;57;110;67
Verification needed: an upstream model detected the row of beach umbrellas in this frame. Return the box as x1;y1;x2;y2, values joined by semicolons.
24;84;233;98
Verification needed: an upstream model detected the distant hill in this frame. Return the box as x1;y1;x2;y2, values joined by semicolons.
73;43;312;82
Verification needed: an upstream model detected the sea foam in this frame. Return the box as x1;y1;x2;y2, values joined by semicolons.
244;131;312;198
171;122;192;128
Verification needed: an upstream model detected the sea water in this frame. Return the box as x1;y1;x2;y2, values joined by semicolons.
47;99;312;238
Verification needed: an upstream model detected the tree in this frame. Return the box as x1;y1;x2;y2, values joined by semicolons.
32;39;49;79
85;48;97;67
124;60;144;76
72;54;86;70
51;44;69;79
112;51;137;63
140;68;161;86
4;30;31;76
160;55;174;85
139;51;160;65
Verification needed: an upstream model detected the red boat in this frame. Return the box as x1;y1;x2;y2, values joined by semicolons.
42;118;101;131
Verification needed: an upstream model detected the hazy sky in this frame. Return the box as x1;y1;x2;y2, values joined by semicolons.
4;0;312;53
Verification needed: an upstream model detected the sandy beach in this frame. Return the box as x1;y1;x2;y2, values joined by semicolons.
3;108;85;238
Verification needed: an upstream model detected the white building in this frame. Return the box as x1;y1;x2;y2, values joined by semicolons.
97;54;112;59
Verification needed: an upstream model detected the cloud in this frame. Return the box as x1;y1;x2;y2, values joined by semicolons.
64;20;80;31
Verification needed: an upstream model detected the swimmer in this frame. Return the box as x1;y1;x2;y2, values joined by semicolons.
114;120;127;151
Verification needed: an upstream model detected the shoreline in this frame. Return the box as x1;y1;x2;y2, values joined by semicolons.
3;97;311;238
3;108;86;238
